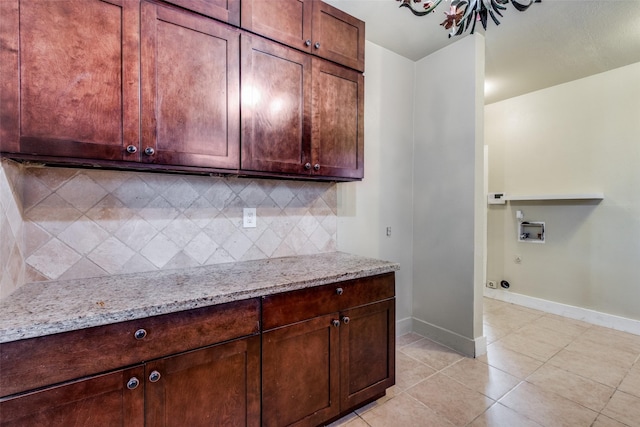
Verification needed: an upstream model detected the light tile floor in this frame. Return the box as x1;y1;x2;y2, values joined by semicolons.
328;298;640;427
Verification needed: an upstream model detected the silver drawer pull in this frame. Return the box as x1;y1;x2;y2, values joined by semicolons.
134;329;147;340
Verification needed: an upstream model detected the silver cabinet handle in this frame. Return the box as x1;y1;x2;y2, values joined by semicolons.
149;370;161;383
144;147;155;156
305;39;312;47
313;164;320;171
314;42;320;49
127;377;140;390
304;162;312;170
331;319;340;328
336;287;343;296
342;316;350;325
126;145;137;154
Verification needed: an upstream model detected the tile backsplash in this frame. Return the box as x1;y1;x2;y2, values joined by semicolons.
0;160;25;299
0;159;337;298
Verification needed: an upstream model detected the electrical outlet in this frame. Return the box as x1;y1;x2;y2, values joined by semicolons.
486;280;497;289
243;208;257;228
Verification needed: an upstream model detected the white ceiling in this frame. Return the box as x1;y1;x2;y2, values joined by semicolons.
325;0;640;104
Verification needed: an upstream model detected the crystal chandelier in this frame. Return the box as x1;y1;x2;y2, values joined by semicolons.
397;0;541;37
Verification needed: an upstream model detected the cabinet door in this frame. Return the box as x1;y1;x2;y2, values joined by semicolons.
164;0;240;25
340;299;396;410
0;366;144;427
240;0;312;52
141;1;240;170
0;0;140;161
145;335;260;427
311;1;365;72
311;59;364;179
262;314;340;427
241;35;312;176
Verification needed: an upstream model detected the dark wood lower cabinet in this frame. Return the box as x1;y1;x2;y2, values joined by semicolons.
262;274;396;427
262;314;340;427
0;275;395;427
0;337;260;427
146;336;261;427
340;299;395;410
0;366;144;427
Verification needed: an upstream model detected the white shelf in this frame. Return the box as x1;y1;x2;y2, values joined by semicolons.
505;193;604;201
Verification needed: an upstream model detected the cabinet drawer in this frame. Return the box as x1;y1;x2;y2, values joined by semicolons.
0;298;260;397
0;366;145;427
262;273;394;330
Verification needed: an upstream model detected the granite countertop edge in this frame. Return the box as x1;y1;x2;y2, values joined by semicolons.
0;252;399;344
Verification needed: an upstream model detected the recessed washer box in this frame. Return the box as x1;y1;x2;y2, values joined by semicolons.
519;221;545;243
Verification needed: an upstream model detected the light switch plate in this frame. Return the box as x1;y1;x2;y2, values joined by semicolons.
243;208;257;228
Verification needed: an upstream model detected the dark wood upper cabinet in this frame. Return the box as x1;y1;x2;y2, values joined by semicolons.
0;0;140;161
164;0;240;26
241;0;365;72
240;34;312;175
311;58;364;179
241;35;363;179
240;0;312;53
311;1;365;72
141;1;240;170
0;0;364;181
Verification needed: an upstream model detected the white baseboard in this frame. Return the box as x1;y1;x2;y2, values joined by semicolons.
412;317;486;358
474;335;487;357
484;287;640;336
396;317;413;337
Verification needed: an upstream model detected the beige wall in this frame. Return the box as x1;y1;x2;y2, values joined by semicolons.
337;41;415;330
411;35;486;356
486;62;640;321
0;162;337;298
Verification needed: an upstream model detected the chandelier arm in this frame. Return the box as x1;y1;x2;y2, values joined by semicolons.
479;5;488;30
488;9;501;25
511;0;535;12
398;0;445;16
491;0;505;17
458;0;476;26
467;10;478;34
491;0;507;11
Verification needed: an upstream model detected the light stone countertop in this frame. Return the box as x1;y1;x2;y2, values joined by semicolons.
0;252;399;344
